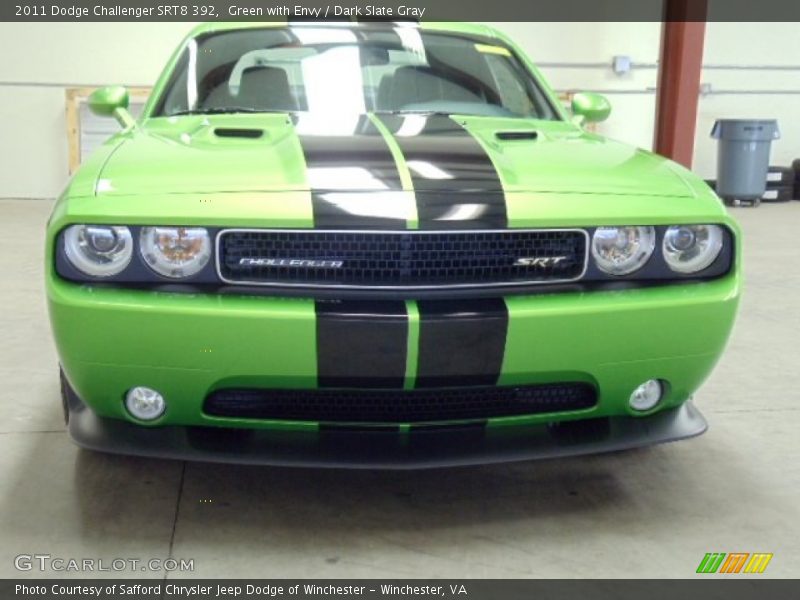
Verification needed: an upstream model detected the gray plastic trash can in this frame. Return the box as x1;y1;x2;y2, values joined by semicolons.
711;119;780;205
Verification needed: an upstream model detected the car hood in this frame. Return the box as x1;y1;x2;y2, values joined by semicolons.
94;113;695;199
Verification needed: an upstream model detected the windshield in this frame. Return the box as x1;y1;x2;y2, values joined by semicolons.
153;26;560;120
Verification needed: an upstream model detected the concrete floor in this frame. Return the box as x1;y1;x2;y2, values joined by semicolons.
1;198;798;579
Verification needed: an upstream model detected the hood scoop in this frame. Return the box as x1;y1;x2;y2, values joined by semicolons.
214;127;264;139
495;130;538;141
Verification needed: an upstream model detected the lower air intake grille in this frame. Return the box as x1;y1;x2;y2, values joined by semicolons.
204;383;597;423
217;229;587;289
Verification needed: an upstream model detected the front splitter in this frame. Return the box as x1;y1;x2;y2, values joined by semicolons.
65;389;707;469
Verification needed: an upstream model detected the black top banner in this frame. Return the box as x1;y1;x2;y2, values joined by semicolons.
5;0;800;22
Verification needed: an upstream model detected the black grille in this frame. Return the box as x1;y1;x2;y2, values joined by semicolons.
204;383;597;424
218;229;587;288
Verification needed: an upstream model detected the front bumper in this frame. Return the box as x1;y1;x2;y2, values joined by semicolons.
64;384;708;469
48;273;739;432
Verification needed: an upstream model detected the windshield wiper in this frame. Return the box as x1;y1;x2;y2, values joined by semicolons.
170;107;291;116
373;110;456;117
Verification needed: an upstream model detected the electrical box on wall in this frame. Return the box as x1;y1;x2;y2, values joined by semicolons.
612;55;632;74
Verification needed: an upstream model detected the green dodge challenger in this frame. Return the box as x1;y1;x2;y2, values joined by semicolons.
46;21;741;468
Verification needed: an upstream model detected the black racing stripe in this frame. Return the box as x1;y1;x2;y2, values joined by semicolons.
415;299;509;388
315;300;408;389
377;114;508;229
410;421;487;432
413;191;507;230
307;190;411;230
298;115;406;229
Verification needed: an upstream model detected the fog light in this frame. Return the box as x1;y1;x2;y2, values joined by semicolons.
629;379;663;411
125;387;166;421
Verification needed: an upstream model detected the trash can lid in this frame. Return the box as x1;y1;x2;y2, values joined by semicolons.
711;119;780;141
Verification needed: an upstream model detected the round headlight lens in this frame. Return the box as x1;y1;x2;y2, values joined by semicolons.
140;227;211;278
591;226;656;275
63;224;133;277
125;386;166;421
663;225;723;273
629;379;664;411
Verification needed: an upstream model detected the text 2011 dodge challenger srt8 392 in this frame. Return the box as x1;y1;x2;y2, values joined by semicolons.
46;22;740;468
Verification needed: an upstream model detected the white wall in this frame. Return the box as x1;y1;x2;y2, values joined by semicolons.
0;22;197;199
491;22;662;152
695;22;800;178
496;21;800;179
0;21;798;199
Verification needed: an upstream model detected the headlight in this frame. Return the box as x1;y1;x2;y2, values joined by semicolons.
140;227;211;278
63;225;133;277
591;226;655;275
663;225;723;273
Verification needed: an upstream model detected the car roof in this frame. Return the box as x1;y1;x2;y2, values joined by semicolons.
185;21;504;41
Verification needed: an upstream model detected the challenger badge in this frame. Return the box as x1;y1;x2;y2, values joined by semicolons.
239;258;344;269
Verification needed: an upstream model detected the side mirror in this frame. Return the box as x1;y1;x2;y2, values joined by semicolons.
571;92;611;124
88;86;136;129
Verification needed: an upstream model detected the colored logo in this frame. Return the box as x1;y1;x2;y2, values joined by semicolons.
696;553;773;574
